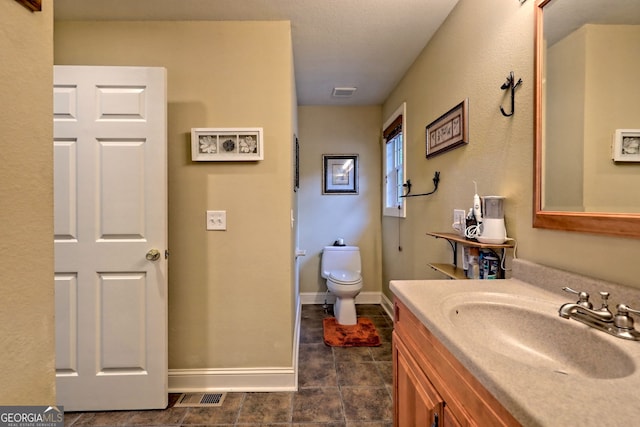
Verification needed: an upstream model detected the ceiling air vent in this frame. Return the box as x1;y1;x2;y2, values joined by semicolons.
332;87;357;98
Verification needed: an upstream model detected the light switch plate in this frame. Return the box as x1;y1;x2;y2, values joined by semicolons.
206;210;226;230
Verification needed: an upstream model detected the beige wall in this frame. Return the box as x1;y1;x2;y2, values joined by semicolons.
382;0;640;296
297;106;382;296
55;21;296;370
0;1;55;404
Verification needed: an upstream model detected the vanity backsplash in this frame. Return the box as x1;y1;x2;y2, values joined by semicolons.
512;259;640;311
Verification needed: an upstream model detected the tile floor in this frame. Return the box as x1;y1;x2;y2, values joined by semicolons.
64;304;394;426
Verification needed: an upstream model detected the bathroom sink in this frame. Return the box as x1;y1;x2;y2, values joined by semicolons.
441;293;636;379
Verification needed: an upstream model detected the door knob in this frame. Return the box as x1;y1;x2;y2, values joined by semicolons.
146;249;161;261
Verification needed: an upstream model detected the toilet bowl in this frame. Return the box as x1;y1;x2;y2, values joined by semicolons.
321;246;363;325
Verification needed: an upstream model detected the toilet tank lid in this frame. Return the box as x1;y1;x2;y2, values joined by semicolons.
323;245;359;252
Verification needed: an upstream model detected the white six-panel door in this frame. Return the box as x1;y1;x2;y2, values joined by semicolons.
54;66;167;411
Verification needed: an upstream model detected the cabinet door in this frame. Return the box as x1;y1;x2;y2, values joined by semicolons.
395;336;443;426
444;406;464;427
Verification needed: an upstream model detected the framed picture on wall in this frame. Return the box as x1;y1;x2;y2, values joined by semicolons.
612;129;640;162
191;128;263;161
15;0;41;11
322;154;358;194
426;98;469;158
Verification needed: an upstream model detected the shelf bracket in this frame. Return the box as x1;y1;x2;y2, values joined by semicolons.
432;234;458;268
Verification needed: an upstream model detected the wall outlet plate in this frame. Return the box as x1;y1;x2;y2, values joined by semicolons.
206;210;226;230
453;209;466;235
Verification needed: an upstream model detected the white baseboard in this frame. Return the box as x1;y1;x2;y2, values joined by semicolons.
168;367;297;393
168;292;395;393
299;291;382;305
300;291;393;319
380;292;394;319
169;297;302;394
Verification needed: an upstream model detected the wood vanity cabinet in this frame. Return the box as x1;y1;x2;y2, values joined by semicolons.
395;336;443;426
393;299;521;427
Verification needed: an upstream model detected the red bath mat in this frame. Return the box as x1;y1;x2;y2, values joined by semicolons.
322;317;381;347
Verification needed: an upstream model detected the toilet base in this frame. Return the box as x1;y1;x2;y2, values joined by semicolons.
334;297;357;325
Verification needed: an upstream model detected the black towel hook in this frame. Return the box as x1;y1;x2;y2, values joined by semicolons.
499;71;522;117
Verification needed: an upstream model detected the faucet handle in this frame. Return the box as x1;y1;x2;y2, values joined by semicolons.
618;304;640;316
598;291;610;309
562;287;592;309
614;304;640;330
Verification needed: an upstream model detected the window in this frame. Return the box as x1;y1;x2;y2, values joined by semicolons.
382;103;406;217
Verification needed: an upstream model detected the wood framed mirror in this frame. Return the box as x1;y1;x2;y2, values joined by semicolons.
534;0;640;238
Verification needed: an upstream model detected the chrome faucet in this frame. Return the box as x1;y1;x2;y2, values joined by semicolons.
558;287;640;341
558;303;615;322
558;287;613;322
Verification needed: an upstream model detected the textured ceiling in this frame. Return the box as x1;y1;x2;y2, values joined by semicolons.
54;0;460;105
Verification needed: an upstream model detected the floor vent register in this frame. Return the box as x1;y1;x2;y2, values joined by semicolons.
174;392;226;408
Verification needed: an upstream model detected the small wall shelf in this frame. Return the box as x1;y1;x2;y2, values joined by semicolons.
426;232;515;280
429;262;468;280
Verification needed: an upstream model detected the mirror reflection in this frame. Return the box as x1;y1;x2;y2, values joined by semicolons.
540;0;640;213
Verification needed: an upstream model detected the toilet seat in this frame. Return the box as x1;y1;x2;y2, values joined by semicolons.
328;270;362;285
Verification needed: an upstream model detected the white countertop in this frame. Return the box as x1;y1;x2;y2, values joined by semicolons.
390;278;640;427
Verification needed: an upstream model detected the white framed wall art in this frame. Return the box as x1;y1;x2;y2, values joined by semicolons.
191;127;263;161
612;129;640;162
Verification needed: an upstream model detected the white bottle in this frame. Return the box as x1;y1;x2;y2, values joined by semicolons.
467;247;480;279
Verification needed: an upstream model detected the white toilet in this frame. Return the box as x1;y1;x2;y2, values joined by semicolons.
321;245;363;325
